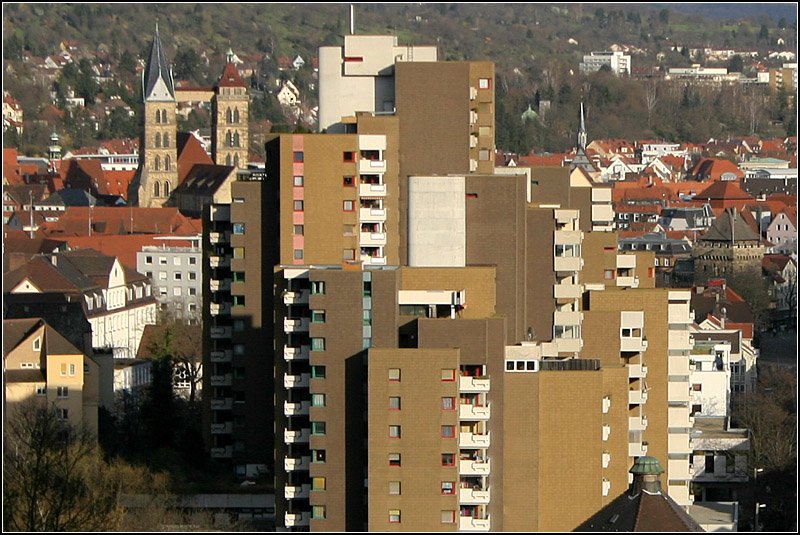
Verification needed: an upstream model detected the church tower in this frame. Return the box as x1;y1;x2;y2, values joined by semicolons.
133;24;178;207
212;50;249;169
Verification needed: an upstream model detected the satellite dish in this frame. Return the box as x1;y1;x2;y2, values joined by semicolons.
527;327;535;341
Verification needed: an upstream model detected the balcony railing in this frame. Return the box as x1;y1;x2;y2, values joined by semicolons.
210;398;233;411
359;183;387;197
284;512;309;527
284;345;310;361
283;290;309;305
554;256;583;273
210;445;233;458
284;428;310;444
284;456;311;472
629;389;648;404
459;487;490;504
210;349;233;363
621;337;648;353
359;159;386;174
459;515;490;532
459;376;490;392
209;302;231;316
210;374;233;387
617;276;640;288
284;373;310;389
210;421;233;434
459;404;491;420
554;283;583;301
209;326;232;339
628;416;648;431
359;207;387;221
209;231;230;245
459;458;491;475
284;400;310;417
283;318;310;333
359;232;387;246
628;441;648;457
285;484;311;500
208;255;230;269
459;431;491;448
628;363;648;378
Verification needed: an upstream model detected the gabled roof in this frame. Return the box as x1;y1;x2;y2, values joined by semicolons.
2;317;43;356
688;158;744;181
695;180;754;202
177;132;214;183
3;255;94;294
54;234;198;270
39;188;97;207
174;164;235;196
41;206;199;237
143;24;175;101
216;63;246;88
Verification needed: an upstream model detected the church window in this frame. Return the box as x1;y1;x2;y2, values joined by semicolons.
227;131;233;147
163;133;169;147
233;132;240;147
164;181;170;196
226;154;232;166
154;182;160;197
234;108;240;123
226;108;233;123
234;154;240;167
155;155;161;171
165;155;171;171
155;132;161;148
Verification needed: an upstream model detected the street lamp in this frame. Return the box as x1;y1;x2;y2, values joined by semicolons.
755;502;766;532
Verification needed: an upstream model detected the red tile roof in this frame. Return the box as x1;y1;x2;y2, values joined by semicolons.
517;154;568;167
177;133;214;183
53;234;197;270
216;63;246;88
41;206;202;237
688;158;744;181
695;180;755;201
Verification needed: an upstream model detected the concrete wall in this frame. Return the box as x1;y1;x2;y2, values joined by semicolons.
407;176;465;267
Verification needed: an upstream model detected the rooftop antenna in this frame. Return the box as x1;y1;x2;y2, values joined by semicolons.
350;4;355;35
29;191;34;239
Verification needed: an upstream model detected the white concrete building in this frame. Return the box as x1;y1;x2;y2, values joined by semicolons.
579;51;631;76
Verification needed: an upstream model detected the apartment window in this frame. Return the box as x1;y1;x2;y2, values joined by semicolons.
311;505;325;520
441;453;455;466
343;175;354;186
389;396;401;410
441;397;455;411
293;151;304;163
294;249;304;260
441;481;455;495
189;257;197;265
363;309;372;325
441;369;456;381
173;287;182;297
389;510;401;524
311;310;326;323
312;477;326;491
441;425;455;438
293;224;304;236
57;386;69;398
343;200;355;212
233;295;245;307
311;393;326;407
234;344;246;355
312;449;326;463
311;421;326;435
33;337;41;351
311;281;325;295
36;386;46;396
343;249;356;261
233;319;245;332
311;338;326;351
604;270;615;280
293;200;304;212
172;257;180;266
389;481;401;495
145;256;153;264
293;175;304;186
479;149;490;161
343;151;355;162
232;271;245;282
389;453;401;467
389;425;401;439
478;78;492;89
159;272;167;281
233;223;246;234
233;247;245;259
159;257;167;265
312;365;326;378
58;408;69;420
146;271;153;279
173;272;182;281
343;224;355;236
69;364;76;376
692;384;702;392
233;197;245;203
441;510;456;524
388;368;401;382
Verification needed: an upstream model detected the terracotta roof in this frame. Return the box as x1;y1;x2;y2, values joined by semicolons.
41;206;201;237
695;180;754;202
518;153;568;167
55;234;197;270
688;158;744;181
3;255;93;293
174;164;235;195
177;132;214;183
216;63;246;88
102;170;135;199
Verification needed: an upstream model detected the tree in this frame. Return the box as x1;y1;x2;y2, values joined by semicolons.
658;8;669;25
726;265;773;333
643;80;658;130
758;24;769;42
727;54;744;73
173;46;202;84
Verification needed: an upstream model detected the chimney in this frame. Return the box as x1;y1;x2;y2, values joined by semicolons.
629;456;664;496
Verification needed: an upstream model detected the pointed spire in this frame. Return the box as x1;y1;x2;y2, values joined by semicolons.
577;102;587;151
143;23;175;102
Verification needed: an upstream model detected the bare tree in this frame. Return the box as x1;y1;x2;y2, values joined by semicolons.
743;86;766;135
643;80;658;130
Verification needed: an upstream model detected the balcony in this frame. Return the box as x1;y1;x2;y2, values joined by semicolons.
629;416;648;431
459;431;491;448
669;355;691;376
459;516;490;532
554;283;583;301
283;290;309;305
555;209;579;226
629;389;648;405
668;458;692;481
554;310;582;327
208;255;230;269
554;337;583;354
359;207;387;221
210;350;233;363
359;183;387;197
210;446;233;458
459;487;490;505
459;376;490;393
459;404;491;420
668;303;693;324
209;302;231;316
284;317;310;333
210;421;233;434
210;278;232;292
628;441;648;457
285;484;311;500
210;374;233;387
621;337;648;353
284;512;309;528
284;428;310;444
617;276;640;288
361;254;387;266
669;330;694;351
209;231;230;245
459;458;491;476
284;345;310;361
617;254;637;269
285;456;311;472
209;326;232;339
554;256;583;273
554;230;583;245
359;159;386;174
209;205;230;222
668;432;692;454
628;363;648;378
210;398;233;411
359;232;387;246
284;400;310;416
668;406;693;428
591;204;615;223
284;373;310;389
668;381;691;402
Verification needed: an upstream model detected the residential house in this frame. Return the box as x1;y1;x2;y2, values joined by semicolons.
762;254;797;328
765;206;797;255
276;80;301;108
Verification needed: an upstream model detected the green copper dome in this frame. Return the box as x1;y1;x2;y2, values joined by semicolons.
630;456;664;475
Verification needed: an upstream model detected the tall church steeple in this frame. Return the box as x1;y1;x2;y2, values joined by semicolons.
130;24;179;207
577;101;587;152
213;52;249;169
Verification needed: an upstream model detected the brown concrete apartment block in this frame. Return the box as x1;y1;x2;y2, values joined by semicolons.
398;266;497;320
368;347;462;532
